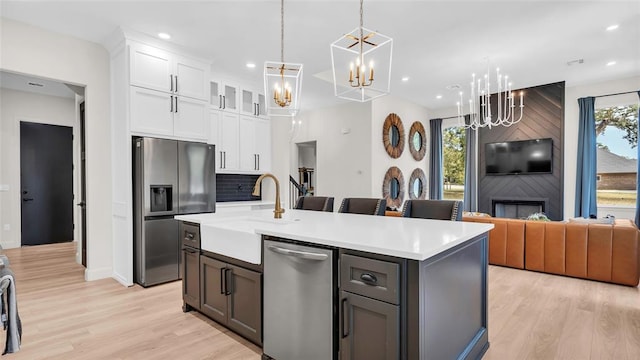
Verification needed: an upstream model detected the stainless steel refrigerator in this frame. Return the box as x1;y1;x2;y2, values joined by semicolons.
133;137;215;287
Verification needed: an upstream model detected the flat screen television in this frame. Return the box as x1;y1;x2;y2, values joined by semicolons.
485;138;553;175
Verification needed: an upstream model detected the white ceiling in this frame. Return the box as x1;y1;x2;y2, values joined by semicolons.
1;1;639;112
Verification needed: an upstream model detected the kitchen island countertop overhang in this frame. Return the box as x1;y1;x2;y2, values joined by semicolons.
175;209;493;263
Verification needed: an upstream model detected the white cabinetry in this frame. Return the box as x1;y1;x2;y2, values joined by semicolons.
239;116;271;172
240;87;268;119
130;42;209;100
210;80;239;113
128;41;209;141
210;110;240;172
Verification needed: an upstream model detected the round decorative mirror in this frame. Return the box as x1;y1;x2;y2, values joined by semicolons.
382;113;405;158
408;121;426;161
382;166;405;209
408;168;427;200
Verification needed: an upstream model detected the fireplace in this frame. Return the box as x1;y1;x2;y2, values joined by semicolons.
492;198;547;219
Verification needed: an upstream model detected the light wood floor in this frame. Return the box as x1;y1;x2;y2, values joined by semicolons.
3;242;639;359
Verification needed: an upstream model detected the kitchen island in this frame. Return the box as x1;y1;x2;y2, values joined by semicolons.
176;209;493;360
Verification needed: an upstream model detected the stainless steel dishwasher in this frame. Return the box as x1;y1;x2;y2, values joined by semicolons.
262;238;337;360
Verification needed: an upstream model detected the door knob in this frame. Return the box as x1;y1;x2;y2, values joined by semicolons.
23;197;34;202
77;201;86;207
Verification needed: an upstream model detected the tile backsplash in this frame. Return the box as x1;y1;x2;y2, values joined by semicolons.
216;174;261;202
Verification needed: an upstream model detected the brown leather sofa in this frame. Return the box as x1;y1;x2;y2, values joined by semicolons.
463;216;640;287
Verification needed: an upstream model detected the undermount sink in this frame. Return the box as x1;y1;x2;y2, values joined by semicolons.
200;216;299;265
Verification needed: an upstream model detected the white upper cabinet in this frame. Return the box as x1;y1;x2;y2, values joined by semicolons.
130;86;174;136
240;87;268;119
130;87;208;141
210;80;239;113
239;116;271;173
173;96;209;140
129;42;209;101
127;41;210;141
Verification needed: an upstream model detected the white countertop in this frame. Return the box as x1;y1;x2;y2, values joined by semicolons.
176;209;493;262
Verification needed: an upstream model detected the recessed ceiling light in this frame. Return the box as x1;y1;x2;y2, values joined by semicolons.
246;62;256;69
158;33;171;40
606;24;619;31
436;95;442;99
401;77;409;82
606;61;617;66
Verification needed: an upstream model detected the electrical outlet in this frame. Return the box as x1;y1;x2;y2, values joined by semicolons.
3;224;9;231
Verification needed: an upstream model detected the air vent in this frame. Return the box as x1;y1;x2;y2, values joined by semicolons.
446;84;461;90
566;59;584;66
28;82;44;87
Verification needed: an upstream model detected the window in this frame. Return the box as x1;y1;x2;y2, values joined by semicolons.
595;104;638;209
442;126;466;200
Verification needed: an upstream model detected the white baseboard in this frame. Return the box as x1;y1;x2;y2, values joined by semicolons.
112;271;133;287
0;241;21;249
84;266;113;281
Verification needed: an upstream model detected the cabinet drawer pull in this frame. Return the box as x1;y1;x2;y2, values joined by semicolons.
223;95;226;109
174;75;178;93
174;96;178;113
219;95;222;109
220;267;226;294
360;273;378;286
170;74;174;92
170;96;174;112
341;297;350;338
182;247;197;254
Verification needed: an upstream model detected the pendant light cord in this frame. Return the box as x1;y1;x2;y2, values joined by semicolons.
359;0;363;60
281;0;284;63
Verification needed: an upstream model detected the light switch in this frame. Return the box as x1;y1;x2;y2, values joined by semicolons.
0;184;9;192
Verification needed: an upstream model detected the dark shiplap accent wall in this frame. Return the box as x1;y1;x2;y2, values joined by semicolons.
216;174;261;202
478;82;565;220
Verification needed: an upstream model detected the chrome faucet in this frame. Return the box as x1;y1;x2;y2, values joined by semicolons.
252;173;284;219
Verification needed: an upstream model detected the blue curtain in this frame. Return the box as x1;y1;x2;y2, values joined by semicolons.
429;119;443;200
635;91;640;226
463;115;478;211
574;97;597;218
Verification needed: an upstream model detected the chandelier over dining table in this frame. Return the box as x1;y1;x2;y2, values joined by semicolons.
457;61;525;129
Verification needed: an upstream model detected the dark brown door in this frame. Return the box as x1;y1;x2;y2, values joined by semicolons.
78;102;87;266
227;264;262;345
340;291;400;360
20;122;73;246
182;247;200;310
200;256;228;324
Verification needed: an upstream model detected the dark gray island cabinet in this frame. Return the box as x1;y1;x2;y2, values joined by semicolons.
176;209;493;360
262;234;489;360
179;221;263;346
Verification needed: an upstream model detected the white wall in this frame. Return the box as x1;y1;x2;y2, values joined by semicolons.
0;88;76;248
564;76;640;219
280;102;373;209
0;18;113;281
371;95;430;210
